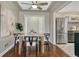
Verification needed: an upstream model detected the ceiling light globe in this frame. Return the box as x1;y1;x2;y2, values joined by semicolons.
32;5;37;8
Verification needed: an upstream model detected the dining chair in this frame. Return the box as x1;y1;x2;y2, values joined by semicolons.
44;33;50;51
14;33;19;56
23;36;30;56
24;36;39;57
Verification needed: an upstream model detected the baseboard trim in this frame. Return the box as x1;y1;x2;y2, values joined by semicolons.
0;44;14;57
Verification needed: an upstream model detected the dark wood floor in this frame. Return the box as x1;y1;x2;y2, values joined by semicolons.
3;42;70;57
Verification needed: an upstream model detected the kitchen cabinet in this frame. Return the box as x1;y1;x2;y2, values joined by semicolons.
74;32;79;56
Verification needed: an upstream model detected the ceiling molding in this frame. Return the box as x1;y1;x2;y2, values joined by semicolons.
48;1;71;13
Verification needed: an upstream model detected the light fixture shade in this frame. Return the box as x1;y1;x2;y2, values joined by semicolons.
32;5;37;8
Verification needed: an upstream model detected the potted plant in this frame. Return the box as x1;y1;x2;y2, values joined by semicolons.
15;23;23;34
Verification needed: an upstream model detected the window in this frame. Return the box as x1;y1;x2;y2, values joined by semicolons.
24;15;45;34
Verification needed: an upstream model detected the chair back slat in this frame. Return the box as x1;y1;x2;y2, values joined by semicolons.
44;33;50;41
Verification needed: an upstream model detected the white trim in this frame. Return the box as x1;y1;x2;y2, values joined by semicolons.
0;44;14;57
53;13;56;44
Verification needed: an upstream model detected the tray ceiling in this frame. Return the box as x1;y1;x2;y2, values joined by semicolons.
17;1;52;11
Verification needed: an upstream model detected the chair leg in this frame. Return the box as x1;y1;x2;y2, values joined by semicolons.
48;42;50;56
17;42;19;56
23;41;26;57
36;43;38;56
14;44;17;56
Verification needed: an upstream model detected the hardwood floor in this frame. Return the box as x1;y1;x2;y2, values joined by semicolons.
3;42;70;57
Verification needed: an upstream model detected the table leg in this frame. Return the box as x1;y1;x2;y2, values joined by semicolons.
41;36;44;54
19;36;23;56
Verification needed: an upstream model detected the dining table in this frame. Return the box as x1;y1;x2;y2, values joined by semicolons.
18;33;45;56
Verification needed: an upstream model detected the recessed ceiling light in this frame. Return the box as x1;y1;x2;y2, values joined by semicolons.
32;5;37;8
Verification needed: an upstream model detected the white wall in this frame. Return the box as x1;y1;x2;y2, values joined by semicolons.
0;2;19;21
0;1;20;56
0;1;20;38
49;11;56;44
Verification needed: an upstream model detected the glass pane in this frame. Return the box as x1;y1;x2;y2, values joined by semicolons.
56;17;68;43
24;15;45;34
